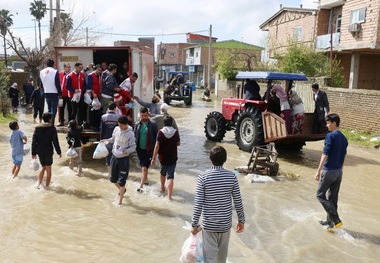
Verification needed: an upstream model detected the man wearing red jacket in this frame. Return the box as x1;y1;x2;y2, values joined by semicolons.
87;64;103;130
66;62;87;125
58;63;72;126
119;72;138;123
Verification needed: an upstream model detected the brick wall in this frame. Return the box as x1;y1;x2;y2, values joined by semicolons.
326;87;380;133
267;10;317;57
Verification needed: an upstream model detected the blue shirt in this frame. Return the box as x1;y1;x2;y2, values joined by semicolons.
323;130;348;170
9;130;25;156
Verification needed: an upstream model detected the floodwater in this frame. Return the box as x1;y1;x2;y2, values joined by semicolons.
1;91;380;263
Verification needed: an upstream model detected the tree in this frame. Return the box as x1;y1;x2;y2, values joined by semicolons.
0;9;13;67
30;0;47;49
0;62;10;116
60;12;73;46
214;49;259;80
275;42;344;87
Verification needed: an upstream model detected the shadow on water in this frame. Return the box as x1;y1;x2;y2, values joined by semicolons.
46;186;103;200
344;229;380;246
123;198;192;223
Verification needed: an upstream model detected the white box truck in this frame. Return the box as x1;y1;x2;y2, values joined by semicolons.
54;46;155;143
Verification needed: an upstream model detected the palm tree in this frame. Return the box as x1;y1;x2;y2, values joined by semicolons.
30;0;47;50
0;9;13;67
60;12;73;46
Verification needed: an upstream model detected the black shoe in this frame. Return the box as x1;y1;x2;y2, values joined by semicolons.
319;220;330;226
57;122;64;127
137;188;143;193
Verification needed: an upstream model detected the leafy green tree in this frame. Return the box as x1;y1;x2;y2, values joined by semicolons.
30;0;47;49
276;42;344;87
215;49;259;80
0;9;13;67
0;62;10;116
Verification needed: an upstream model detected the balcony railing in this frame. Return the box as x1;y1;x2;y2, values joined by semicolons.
316;32;340;49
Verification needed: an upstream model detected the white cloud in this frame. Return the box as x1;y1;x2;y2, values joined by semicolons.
1;0;317;52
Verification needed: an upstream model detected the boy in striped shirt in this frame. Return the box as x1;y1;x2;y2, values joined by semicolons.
191;146;245;263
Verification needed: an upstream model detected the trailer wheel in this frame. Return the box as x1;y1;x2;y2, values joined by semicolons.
235;107;264;152
204;111;226;142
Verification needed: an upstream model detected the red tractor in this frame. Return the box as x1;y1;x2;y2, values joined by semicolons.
204;71;325;152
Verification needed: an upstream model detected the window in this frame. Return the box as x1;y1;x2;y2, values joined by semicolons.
195;51;199;58
169;52;175;58
336;14;342;33
350;8;366;24
293;27;303;42
189;48;194;57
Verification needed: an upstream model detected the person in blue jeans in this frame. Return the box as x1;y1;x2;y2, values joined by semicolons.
9;121;27;178
315;113;348;229
39;59;61;125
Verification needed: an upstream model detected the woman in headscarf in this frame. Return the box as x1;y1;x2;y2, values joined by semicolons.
271;84;291;134
9;83;20;112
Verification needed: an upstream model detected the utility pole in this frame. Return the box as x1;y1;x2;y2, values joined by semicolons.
86;27;89;46
33;19;37;49
207;24;212;90
47;0;64;45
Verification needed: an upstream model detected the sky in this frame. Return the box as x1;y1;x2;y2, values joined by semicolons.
1;0;318;54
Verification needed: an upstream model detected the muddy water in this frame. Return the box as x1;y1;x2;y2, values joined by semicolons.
1;92;380;263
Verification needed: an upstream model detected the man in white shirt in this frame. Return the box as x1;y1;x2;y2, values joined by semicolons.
39;59;62;125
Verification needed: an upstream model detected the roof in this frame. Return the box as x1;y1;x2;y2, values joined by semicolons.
236;71;308;81
206;40;264;50
260;7;317;31
186;33;218;42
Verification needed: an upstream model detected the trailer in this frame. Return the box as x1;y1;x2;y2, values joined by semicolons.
55;46;155;143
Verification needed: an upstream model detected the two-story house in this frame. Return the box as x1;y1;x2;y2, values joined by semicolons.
260;1;380;133
261;1;380;90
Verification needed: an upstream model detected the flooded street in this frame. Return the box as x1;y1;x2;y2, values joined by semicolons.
1;91;380;263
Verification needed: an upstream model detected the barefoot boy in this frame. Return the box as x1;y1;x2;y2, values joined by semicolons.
9;121;27;178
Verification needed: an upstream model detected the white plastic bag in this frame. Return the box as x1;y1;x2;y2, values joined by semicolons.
66;147;78;158
93;142;109;159
58;98;63;107
91;97;101;111
23;144;30;156
30;159;40;171
84;92;92;105
179;221;203;263
72;92;80;103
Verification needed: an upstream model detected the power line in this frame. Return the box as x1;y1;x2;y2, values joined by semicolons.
77;28;209;37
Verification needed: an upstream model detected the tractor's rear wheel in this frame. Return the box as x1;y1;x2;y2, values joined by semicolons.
204;111;226;142
235;107;264;152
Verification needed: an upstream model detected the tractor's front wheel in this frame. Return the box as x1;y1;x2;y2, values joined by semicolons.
235;107;264;152
204;111;226;142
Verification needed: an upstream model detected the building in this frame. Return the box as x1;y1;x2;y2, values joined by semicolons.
259;6;318;59
260;1;380;133
260;1;380;91
157;33;263;90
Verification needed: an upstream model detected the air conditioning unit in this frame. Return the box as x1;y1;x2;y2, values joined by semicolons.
348;23;361;33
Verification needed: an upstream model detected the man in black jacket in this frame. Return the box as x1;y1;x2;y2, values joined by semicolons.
32;112;62;188
312;83;330;134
